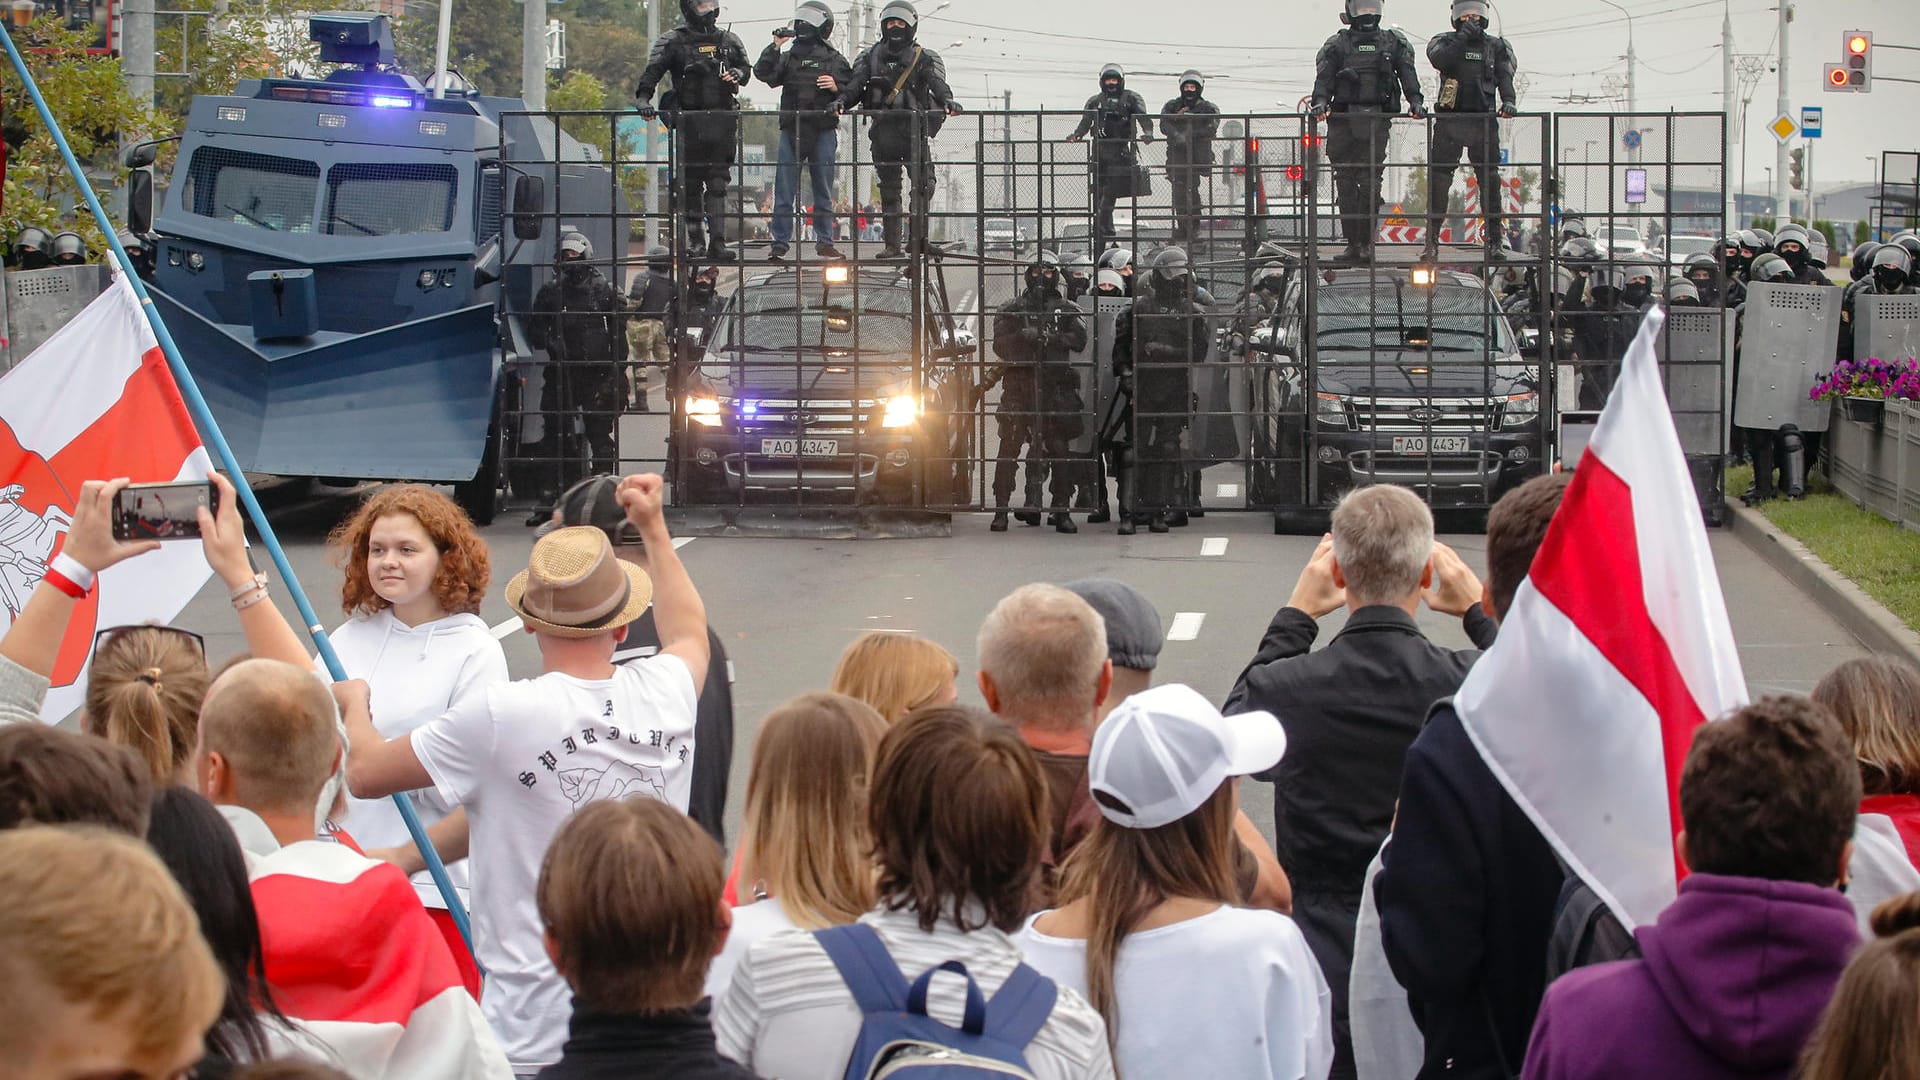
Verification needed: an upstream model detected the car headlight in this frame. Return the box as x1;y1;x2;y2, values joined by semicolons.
684;394;723;428
881;395;920;428
1503;393;1539;429
1316;393;1349;427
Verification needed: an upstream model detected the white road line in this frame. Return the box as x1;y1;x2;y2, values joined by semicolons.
1216;483;1241;498
489;616;523;639
673;536;695;549
1167;612;1206;641
1200;537;1229;557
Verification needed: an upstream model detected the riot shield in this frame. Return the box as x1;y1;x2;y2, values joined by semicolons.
1735;283;1841;432
1856;293;1920;366
1652;307;1734;457
1071;294;1130;455
1190;309;1246;466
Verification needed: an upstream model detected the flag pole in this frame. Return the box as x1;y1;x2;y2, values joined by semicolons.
0;27;477;958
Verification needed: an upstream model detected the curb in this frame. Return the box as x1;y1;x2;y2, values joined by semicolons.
1726;503;1920;667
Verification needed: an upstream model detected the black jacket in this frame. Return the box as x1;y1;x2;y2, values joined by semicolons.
1114;284;1209;411
531;265;628;364
1160;95;1220;167
635;26;751;112
992;288;1088;413
1427;27;1519;114
1069;88;1153;161
1225;605;1497;894
754;37;853;138
836;41;955;144
1313;26;1424;113
628;268;678;322
1374;701;1567;1080
538;1003;759;1079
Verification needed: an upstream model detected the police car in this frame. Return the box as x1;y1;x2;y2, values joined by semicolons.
675;263;979;506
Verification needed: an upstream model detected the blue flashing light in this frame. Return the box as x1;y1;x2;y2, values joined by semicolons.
740;401;760;416
370;94;415;109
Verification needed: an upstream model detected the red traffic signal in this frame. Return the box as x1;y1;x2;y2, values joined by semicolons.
1829;66;1850;88
1848;34;1870;55
1284;165;1305;182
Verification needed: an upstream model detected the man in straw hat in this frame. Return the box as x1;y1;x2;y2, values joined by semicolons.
342;472;708;1075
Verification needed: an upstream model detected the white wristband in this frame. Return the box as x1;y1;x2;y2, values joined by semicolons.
49;552;96;592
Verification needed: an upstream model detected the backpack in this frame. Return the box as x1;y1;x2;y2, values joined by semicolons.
1544;873;1641;986
816;923;1059;1079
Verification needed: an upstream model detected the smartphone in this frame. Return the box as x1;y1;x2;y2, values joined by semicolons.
113;481;217;542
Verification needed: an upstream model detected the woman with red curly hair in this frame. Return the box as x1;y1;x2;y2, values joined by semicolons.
324;485;506;992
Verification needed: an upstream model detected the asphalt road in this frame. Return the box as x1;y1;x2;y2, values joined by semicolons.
169;482;1870;848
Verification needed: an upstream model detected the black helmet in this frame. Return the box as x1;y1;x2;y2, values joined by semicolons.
115;229;144;254
646;244;672;273
1872;245;1912;290
1748;252;1793;283
1024;250;1062;292
1098;247;1134;272
1100;63;1125;94
1179;69;1204;96
1341;0;1383;26
1851;242;1881;282
1666;278;1701;306
1808;229;1831;269
12;226;50;270
1751;227;1774;249
680;0;719;31
1772;222;1810;251
1896;235;1920;263
793;0;833;39
48;230;86;266
880;0;916;43
1737;229;1765;255
1151;245;1191;282
1683;252;1718;278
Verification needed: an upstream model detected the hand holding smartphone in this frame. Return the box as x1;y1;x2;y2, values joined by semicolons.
113;480;219;542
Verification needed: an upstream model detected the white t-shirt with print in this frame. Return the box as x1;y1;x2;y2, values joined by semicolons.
322;609;509;909
1018;905;1334;1080
411;656;698;1072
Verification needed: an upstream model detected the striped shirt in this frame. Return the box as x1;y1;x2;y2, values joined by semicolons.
712;906;1116;1080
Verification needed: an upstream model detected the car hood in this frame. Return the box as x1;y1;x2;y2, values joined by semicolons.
1314;349;1534;398
696;350;919;400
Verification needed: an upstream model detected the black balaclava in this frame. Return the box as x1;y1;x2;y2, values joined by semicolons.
1688;270;1720;305
1724;245;1748;280
682;0;719;33
689;271;718;304
1025;263;1060;299
1622;278;1653;307
1875;265;1909;294
882;17;912;46
1777;241;1808;273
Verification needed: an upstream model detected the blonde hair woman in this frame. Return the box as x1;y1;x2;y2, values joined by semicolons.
829;632;959;723
705;692;887;998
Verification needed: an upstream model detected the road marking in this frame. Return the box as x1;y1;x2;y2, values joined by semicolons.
490;617;523;639
1167;612;1206;641
1216;483;1240;498
674;536;695;549
1200;537;1229;557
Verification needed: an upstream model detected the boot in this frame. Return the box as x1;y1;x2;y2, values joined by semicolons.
990;511;1009;532
1088;501;1112;525
767;244;789;262
707;235;735;262
1014;509;1042;527
879;211;905;260
1148;513;1171;533
1168;510;1190;528
1051;512;1078;534
816;241;845;260
636;389;651;413
1116;515;1137;535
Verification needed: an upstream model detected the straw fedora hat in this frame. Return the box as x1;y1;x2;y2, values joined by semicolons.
506;526;652;638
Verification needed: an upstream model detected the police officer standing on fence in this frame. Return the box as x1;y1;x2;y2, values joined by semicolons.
1312;0;1425;265
636;0;751;262
1161;70;1220;251
756;1;852;262
837;1;961;260
1068;65;1154;251
1426;0;1518;258
988;252;1089;534
527;231;628;522
1114;247;1209;535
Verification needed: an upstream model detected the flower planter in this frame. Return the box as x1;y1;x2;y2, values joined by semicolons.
1828;399;1920;533
1843;396;1886;425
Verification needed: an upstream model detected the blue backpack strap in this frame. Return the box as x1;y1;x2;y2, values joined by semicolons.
982;962;1058;1050
815;924;912;1015
906;960;988;1034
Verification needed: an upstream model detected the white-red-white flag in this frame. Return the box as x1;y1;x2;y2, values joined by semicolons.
0;274;211;721
1454;304;1749;930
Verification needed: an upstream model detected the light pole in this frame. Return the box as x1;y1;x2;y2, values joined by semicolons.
1595;0;1636;118
1584;138;1599;208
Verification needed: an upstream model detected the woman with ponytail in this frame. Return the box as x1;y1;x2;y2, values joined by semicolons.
1797;892;1920;1080
1018;685;1331;1079
85;628;208;782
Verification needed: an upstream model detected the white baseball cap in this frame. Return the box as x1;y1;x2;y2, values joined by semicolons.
1087;684;1286;829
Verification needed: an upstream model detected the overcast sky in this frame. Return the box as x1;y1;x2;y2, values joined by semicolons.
717;0;1919;191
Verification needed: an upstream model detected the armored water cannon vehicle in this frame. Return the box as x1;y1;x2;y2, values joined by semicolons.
126;10;623;522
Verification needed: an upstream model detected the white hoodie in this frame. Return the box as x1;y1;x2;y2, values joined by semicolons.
321;609;509;909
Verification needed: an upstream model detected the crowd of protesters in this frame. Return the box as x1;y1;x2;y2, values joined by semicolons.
4;467;1920;1080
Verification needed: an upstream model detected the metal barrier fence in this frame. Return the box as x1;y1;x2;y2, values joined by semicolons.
494;108;1729;527
1876;151;1919;241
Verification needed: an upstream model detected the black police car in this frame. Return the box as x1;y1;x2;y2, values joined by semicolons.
1245;264;1545;524
674;263;979;506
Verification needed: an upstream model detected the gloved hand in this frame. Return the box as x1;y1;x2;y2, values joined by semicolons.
1407;104;1429;120
1497;104;1517;119
946;102;964;116
1309;104;1331;120
1460;19;1485;39
637;103;658;120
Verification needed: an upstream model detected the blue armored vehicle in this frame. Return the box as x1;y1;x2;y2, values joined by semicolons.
126;11;621;522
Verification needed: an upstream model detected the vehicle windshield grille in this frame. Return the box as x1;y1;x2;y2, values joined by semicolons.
325;163;458;236
183;148;320;233
722;285;917;352
1316;285;1514;353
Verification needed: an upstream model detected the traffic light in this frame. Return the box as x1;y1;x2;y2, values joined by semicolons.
1845;30;1872;92
1789;147;1805;190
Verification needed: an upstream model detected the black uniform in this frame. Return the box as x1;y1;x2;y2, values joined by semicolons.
1069;73;1153;249
1561;273;1643;410
1161;86;1220;249
991;286;1089;514
1312;25;1425;256
529;261;629;493
1114;277;1209;517
1426;26;1518;245
635;5;751;254
837;38;956;255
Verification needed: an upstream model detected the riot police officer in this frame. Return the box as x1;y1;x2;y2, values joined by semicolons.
988;252;1089;533
527;232;629;519
1068;64;1154;250
1427;0;1518;257
9;226;50;270
1312;0;1426;264
1114;246;1209;534
48;231;86;266
636;0;752;261
115;230;153;278
1228;246;1289;358
626;245;679;411
1064;252;1095;301
1770;223;1827;286
1683;252;1727;307
756;1;853;261
837;1;961;260
1161;70;1220;250
1849;241;1881;284
1098;247;1137;295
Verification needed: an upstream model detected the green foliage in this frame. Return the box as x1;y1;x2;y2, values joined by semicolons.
155;0;321;119
1854;220;1870;247
389;0;664;100
1729;462;1920;632
1750;215;1775;233
0;17;171;254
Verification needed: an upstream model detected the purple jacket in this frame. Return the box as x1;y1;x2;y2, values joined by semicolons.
1521;873;1858;1080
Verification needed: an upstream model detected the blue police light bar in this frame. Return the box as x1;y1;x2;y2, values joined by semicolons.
370;94;416;108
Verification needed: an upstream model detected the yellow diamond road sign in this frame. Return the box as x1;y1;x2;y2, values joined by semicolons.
1769;114;1798;142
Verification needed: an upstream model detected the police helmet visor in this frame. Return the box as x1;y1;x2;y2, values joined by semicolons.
1348;0;1382;16
691;0;717;11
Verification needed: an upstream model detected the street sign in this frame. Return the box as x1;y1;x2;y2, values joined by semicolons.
1769;114;1798;143
1622;129;1643;151
1801;106;1823;138
1499;148;1510;165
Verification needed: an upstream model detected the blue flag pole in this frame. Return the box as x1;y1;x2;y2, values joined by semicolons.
0;27;477;958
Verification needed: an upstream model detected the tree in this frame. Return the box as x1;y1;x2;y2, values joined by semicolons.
155;0;321;119
1;16;171;255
